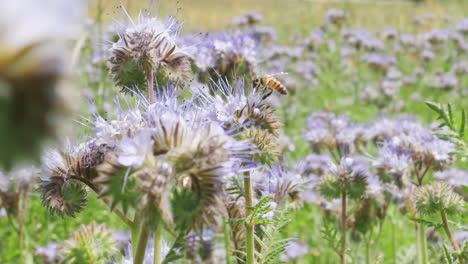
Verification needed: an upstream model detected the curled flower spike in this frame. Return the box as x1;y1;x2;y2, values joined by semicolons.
413;181;464;216
135;158;174;225
39;141;107;217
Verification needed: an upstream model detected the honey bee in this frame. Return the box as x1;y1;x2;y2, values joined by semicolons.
252;72;288;96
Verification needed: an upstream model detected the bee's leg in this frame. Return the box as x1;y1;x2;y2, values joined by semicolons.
262;89;273;100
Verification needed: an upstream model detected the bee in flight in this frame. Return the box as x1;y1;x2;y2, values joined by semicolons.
252;72;288;98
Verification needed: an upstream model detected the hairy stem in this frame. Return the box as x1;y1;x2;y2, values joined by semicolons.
17;194;25;263
147;70;155;104
154;218;163;264
103;198;134;226
418;223;428;264
440;207;464;264
416;223;422;264
134;220;150;264
244;172;255;264
131;213;141;257
341;191;347;264
223;217;232;264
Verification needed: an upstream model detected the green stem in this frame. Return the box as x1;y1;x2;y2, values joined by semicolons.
134;219;150;264
440;207;464;264
244;172;255;264
131;214;141;257
416;223;422;264
340;191;347;264
223;217;232;264
153;218;163;264
365;240;370;264
418;223;428;264
391;215;396;264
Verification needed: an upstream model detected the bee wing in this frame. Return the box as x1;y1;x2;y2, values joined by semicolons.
266;72;289;78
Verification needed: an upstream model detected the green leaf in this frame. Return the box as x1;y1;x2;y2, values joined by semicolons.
426;101;443;116
462;185;468;193
162;233;185;264
442;244;454;264
409;217;443;230
448;104;454;127
104;171;140;214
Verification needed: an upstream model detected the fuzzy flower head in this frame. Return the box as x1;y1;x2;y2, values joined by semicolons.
303;111;366;154
195;78;282;134
93;105;254;229
413;182;464;216
60;222;120;264
183;30;259;78
0;166;37;216
325;8;348;26
108;10;191;91
295;154;334;176
253;165;302;207
385;129;455;170
374;141;412;175
318;157;369;200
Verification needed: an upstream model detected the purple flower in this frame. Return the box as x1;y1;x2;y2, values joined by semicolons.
433;169;468;187
342;28;384;51
325;8;348;26
430;72;459;90
253;165;302;206
304;111;366;153
456;18;468;34
361;52;396;72
280;240;309;262
116;130;153;168
382;27;398;40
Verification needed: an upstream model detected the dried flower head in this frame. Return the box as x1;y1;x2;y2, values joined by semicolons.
413;181;464;216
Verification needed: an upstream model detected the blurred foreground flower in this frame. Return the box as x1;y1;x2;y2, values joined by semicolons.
0;0;84;169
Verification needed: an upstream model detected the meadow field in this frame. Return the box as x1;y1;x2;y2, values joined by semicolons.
0;0;467;263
